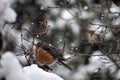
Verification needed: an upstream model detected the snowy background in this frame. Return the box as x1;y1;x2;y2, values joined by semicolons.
0;0;120;80
0;0;63;80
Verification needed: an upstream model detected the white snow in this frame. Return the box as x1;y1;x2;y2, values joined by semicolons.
37;0;56;8
0;0;17;23
55;18;66;28
55;51;106;80
3;7;17;23
61;10;73;20
69;23;80;34
0;52;64;80
110;6;120;13
24;64;64;80
0;52;30;80
81;11;94;19
64;51;106;80
0;0;17;34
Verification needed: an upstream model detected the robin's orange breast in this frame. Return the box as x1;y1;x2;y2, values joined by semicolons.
35;47;54;65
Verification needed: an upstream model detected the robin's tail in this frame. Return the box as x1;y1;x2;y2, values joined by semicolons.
57;59;73;71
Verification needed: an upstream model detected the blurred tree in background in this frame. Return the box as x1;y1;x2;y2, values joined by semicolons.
1;0;120;80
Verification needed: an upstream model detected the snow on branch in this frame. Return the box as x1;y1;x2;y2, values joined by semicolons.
0;52;64;80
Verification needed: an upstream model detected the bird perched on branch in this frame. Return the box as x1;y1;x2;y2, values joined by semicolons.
34;41;73;71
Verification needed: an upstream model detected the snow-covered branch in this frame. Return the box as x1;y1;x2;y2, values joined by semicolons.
0;52;64;80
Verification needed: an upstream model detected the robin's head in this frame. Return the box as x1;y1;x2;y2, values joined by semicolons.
36;42;44;48
36;41;55;49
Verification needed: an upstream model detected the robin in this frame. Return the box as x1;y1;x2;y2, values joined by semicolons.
34;41;73;71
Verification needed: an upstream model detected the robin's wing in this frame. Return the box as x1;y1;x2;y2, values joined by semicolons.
36;42;64;59
41;43;63;59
